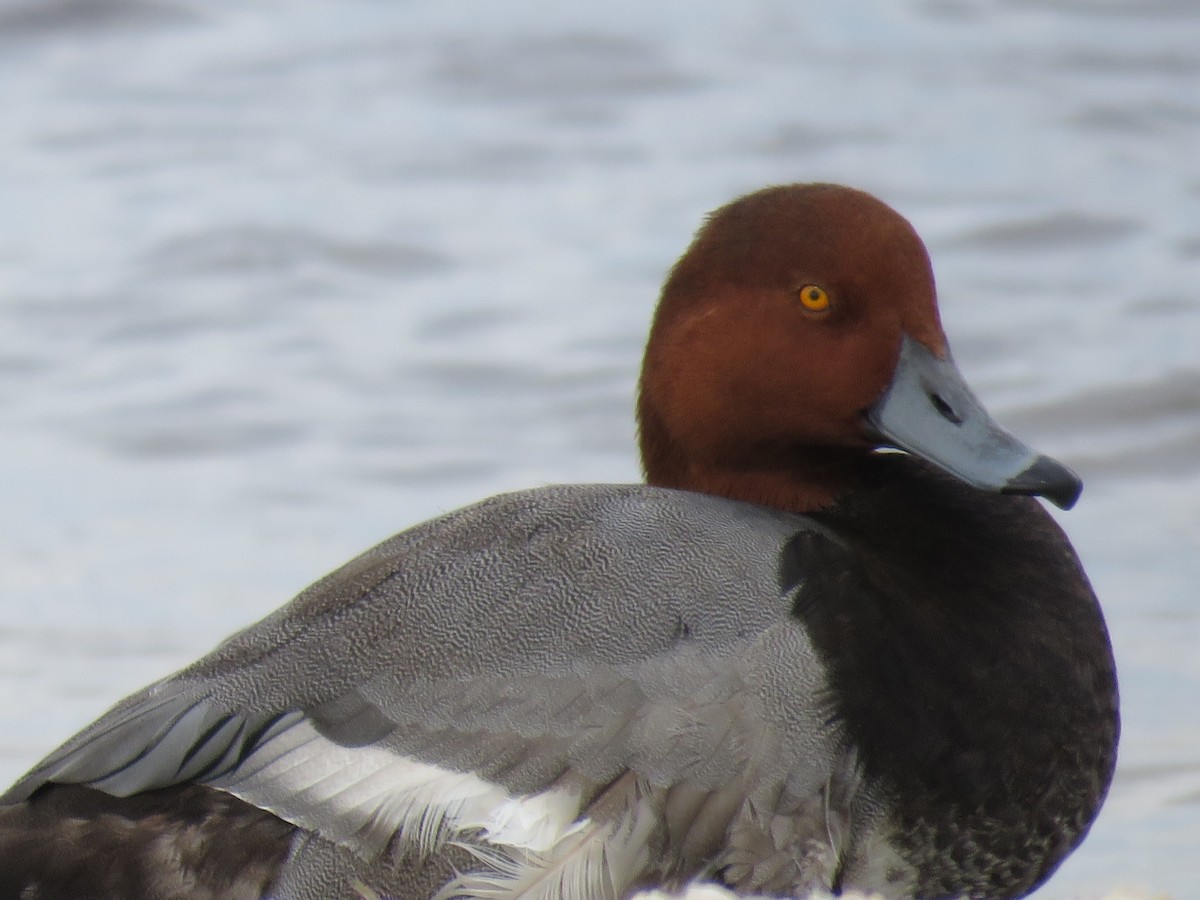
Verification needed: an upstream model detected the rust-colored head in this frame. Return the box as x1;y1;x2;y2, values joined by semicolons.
637;183;948;511
638;183;1084;513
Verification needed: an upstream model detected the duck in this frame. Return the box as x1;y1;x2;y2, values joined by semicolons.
0;183;1118;900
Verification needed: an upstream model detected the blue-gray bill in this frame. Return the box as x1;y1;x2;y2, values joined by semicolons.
867;335;1082;510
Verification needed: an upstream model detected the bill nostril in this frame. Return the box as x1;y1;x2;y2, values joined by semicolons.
930;392;963;425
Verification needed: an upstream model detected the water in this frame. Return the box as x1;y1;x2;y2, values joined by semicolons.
1;1;1197;897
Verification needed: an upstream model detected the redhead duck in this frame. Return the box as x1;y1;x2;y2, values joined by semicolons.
0;184;1117;900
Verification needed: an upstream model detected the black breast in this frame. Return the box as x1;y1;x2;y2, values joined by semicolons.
785;454;1118;898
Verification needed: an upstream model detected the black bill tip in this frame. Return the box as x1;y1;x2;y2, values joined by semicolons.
1003;455;1083;510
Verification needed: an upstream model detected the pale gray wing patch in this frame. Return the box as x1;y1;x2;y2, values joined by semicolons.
213;641;799;869
348;645;771;794
209;711;593;863
4;656;763;873
275;627;841;884
198;653;757;864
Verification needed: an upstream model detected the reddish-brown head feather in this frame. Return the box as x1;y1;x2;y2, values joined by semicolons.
638;183;948;511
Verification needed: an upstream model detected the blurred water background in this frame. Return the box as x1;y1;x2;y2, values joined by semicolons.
1;1;1197;897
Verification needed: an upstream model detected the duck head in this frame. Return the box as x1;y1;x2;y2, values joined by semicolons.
637;183;1081;512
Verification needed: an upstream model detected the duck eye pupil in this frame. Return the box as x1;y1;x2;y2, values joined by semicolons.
799;285;829;311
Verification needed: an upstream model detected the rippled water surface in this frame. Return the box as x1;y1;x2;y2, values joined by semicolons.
1;1;1197;897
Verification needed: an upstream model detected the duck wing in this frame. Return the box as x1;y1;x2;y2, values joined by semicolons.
4;484;856;898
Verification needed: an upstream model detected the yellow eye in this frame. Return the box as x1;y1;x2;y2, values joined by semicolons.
798;284;831;313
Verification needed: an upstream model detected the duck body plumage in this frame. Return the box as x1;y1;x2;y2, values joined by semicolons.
0;184;1119;899
2;457;1115;900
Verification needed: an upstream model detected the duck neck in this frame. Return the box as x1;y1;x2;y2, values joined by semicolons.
638;403;870;513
